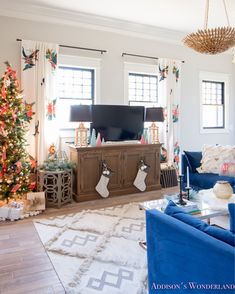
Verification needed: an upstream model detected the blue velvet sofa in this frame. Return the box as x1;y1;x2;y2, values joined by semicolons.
146;203;235;294
182;151;235;192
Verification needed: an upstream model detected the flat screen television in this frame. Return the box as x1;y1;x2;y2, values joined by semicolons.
90;105;144;141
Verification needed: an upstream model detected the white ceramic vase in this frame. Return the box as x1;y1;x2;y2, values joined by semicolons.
213;181;233;199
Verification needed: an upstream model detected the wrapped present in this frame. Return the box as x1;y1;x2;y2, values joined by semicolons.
8;206;24;221
0;202;24;221
0;206;10;220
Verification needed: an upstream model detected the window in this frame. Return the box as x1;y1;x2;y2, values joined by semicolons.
124;62;158;107
200;71;229;133
202;80;224;129
128;73;158;107
57;66;95;129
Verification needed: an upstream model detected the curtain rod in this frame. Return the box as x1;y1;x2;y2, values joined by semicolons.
122;52;185;63
16;39;107;54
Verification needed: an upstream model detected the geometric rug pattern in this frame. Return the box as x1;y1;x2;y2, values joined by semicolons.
34;203;148;294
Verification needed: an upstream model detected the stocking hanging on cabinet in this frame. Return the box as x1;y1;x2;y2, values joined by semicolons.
133;160;150;192
95;162;113;198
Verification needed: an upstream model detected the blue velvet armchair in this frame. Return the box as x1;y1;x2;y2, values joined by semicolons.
146;209;235;293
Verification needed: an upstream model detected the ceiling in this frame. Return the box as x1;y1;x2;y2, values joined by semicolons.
0;0;235;38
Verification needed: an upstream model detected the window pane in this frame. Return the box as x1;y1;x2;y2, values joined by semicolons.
202;105;217;128
202;80;224;128
129;101;158;107
57;67;94;99
128;73;158;106
57;66;94;128
202;105;224;128
217;105;224;127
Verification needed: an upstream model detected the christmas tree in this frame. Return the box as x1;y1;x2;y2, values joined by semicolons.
0;62;35;200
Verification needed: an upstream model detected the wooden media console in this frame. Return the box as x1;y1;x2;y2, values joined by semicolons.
70;143;161;202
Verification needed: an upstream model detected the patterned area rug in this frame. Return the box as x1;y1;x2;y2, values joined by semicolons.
34;203;148;294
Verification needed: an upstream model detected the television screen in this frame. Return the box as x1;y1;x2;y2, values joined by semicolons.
90;105;144;141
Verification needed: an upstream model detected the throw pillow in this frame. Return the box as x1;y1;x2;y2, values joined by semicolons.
197;145;235;174
228;203;235;233
165;200;235;247
183;151;202;173
220;161;235;177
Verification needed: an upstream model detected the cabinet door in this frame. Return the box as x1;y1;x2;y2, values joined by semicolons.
79;152;102;194
143;149;160;186
102;151;122;189
123;150;142;187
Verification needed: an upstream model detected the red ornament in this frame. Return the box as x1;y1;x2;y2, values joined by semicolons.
1;64;19;100
30;157;36;169
2;149;6;161
1;85;6;99
15;161;22;174
11;184;21;193
27;110;33;118
12;111;17;121
28;182;36;190
0;104;8;115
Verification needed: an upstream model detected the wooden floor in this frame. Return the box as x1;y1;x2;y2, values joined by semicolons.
0;188;176;294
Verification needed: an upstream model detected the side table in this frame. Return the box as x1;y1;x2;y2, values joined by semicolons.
160;165;178;188
37;169;73;208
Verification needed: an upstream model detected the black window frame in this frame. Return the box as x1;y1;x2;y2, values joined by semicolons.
202;80;225;129
128;72;158;106
57;65;95;130
58;65;95;103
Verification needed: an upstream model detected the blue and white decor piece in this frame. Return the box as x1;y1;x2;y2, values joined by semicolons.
90;128;97;147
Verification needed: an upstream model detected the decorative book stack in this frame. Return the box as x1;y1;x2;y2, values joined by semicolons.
164;194;200;214
178;200;200;214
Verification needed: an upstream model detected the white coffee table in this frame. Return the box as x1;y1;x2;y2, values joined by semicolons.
139;189;234;224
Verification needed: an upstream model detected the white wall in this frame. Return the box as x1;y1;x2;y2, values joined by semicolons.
0;15;234;151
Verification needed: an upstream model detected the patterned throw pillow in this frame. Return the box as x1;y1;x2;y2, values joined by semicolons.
197;145;235;174
220;161;235;177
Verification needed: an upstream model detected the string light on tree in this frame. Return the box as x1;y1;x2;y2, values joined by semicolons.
0;62;35;200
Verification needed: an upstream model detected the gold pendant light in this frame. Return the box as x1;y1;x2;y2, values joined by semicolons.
183;0;235;54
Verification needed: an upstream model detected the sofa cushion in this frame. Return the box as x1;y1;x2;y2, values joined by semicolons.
220;161;235;177
228;203;235;233
197;145;235;174
183;151;202;173
165;201;235;247
189;172;235;190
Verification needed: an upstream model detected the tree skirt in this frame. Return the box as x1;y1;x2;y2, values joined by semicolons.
34;203;148;294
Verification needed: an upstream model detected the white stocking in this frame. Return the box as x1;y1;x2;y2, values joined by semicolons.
134;169;147;191
134;161;149;191
95;175;110;198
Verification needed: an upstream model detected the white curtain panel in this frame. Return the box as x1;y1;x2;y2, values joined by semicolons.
158;58;181;170
21;40;59;165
